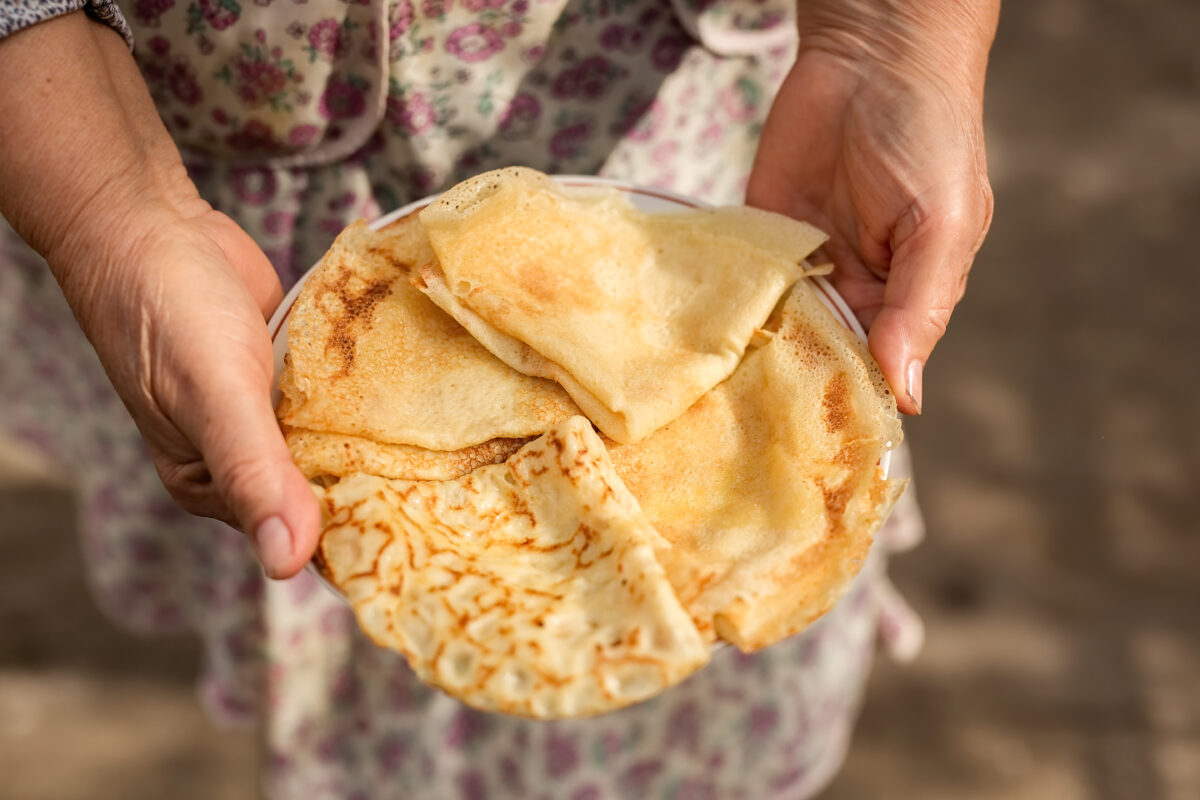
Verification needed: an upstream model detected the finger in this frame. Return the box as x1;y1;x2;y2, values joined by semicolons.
867;194;989;414
200;210;285;319
192;369;321;579
151;455;238;527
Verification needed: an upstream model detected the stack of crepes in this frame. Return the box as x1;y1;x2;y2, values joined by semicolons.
276;167;905;719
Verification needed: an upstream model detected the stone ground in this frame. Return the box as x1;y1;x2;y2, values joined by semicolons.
1;1;1197;798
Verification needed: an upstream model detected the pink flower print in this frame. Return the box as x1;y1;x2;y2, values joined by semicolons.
623;97;662;142
319;78;366;119
747;704;779;738
134;0;175;27
330;667;359;705
544;731;579;779
571;786;601;800
168;61;203;106
456;770;487;800
675;780;718;800
376;735;410;774
408;166;438;193
386;92;435;135
719;77;761;123
499;756;525;793
319;606;354;636
497;92;541;140
599;23;644;54
421;0;452;17
522;42;546;64
462;0;506;10
512;0;528;12
391;0;414;38
231;167;278;205
363;20;379;59
617;760;664;795
700;121;725;147
147;34;171;57
651;140;679;165
455;149;483;174
500;20;523;38
317;217;346;236
307;18;347;61
651;32;690;71
288;123;319;147
285;20;305;38
551;57;622;102
549;121;592;160
445;23;505;63
328;191;358;212
264;210;296;235
224;119;278;151
445;707;492;749
198;0;241;31
666;700;700;753
233;57;287;107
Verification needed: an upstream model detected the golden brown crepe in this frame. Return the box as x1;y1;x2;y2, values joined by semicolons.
607;281;904;651
279;172;905;718
314;417;710;718
280;213;578;453
415;167;828;443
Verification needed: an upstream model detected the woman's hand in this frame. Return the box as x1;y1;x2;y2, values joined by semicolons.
71;205;322;579
0;12;319;577
747;1;998;413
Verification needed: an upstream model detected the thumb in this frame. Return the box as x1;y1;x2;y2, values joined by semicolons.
866;207;979;415
197;370;322;579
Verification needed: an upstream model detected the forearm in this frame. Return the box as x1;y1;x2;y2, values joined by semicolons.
796;0;1000;93
0;11;204;325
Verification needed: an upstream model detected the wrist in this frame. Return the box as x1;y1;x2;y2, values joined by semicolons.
796;0;998;95
0;11;208;321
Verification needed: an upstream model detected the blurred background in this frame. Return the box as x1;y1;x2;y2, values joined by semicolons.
1;1;1197;798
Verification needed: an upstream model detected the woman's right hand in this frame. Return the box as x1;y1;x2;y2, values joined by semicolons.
0;11;319;578
73;204;322;579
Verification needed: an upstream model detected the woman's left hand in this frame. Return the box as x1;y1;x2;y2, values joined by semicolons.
747;1;998;414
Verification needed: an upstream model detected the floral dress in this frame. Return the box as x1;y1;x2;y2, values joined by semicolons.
0;2;925;798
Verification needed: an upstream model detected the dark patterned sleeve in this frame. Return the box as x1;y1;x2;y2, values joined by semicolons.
0;1;133;48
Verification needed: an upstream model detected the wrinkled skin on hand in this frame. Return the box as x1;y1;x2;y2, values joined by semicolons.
747;7;996;414
0;12;320;579
65;203;321;578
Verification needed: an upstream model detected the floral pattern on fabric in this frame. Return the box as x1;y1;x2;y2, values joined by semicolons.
132;0;387;164
0;1;927;798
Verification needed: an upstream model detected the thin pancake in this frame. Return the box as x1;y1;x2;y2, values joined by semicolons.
607;280;904;651
283;427;527;481
281;214;578;451
314;417;710;718
416;167;827;443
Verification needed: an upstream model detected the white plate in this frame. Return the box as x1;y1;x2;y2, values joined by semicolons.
266;176;888;473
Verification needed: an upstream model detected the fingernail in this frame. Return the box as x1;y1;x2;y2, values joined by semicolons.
906;359;924;415
253;516;293;578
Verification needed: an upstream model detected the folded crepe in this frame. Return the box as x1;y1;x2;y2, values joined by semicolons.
607;281;904;651
279;212;579;479
280;172;905;718
415;167;828;443
314;417;710;718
